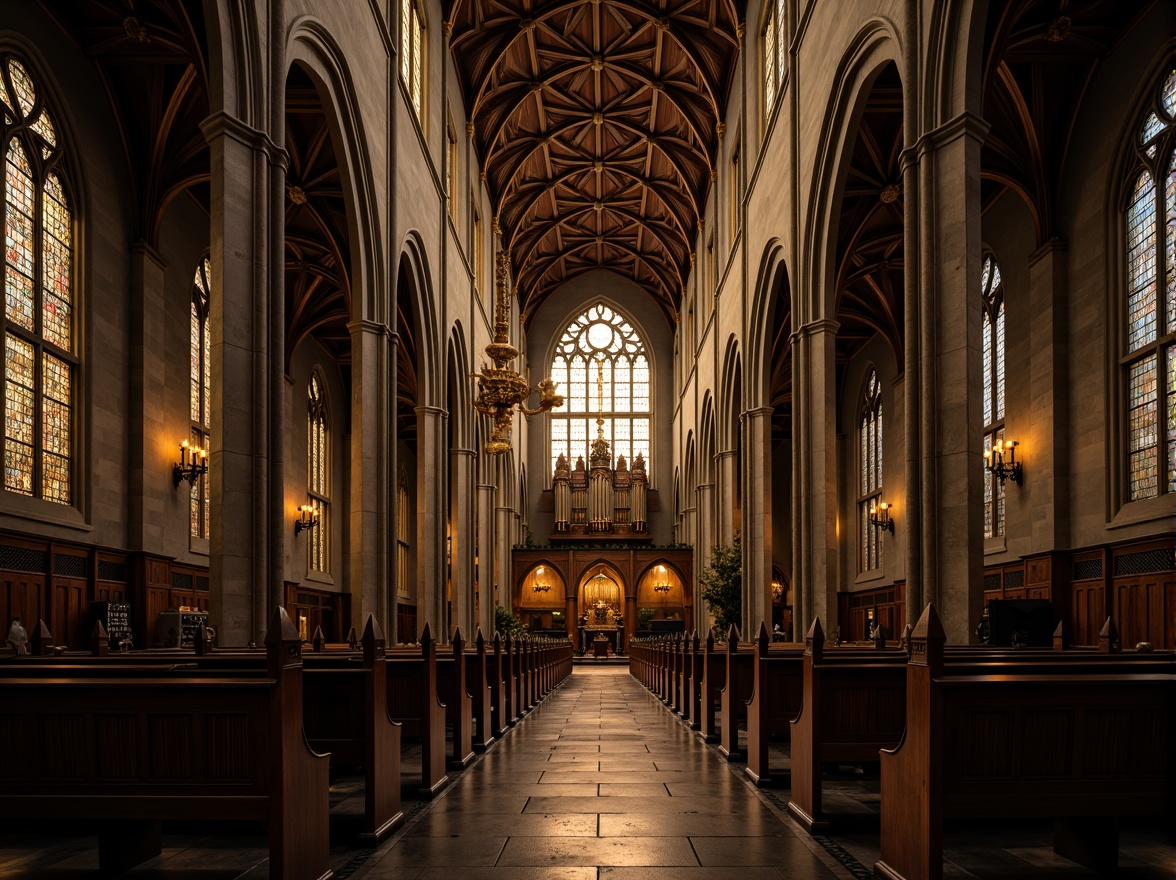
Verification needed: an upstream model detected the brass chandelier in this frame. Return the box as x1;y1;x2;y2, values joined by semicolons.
472;250;563;455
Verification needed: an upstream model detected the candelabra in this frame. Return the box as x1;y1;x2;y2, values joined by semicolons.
471;251;563;454
173;440;208;488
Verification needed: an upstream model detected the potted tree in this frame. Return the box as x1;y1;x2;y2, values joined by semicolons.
700;531;742;637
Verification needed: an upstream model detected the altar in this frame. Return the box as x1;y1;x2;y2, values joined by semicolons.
577;600;624;655
579;627;622;655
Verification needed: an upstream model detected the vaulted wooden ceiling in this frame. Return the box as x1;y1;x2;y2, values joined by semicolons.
980;0;1159;244
448;0;743;325
39;0;210;245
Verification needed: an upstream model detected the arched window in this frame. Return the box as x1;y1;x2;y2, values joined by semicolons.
2;56;75;505
1123;67;1176;502
190;257;211;539
400;0;425;122
981;254;1006;537
761;0;786;115
397;468;410;596
307;371;329;573
548;303;650;478
858;368;883;572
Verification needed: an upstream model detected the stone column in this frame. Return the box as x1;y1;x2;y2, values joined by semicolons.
795;320;839;633
416;405;448;641
916;113;988;644
696;482;714;634
493;456;514;616
1026;239;1069;552
200;111;284;646
450;447;477;638
349;320;389;632
128;243;168;553
715;449;738;545
476;477;496;633
742;406;773;639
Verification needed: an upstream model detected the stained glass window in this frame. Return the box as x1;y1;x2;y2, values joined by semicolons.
397;469;410;596
308;371;330;573
401;0;425;123
762;0;787;117
1124;67;1176;501
981;254;1006;538
190;258;211;539
858;368;883;572
2;55;74;505
549;304;651;480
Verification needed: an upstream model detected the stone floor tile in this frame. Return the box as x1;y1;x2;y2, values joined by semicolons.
497;836;699;867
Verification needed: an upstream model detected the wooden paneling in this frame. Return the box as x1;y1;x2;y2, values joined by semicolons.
1114;575;1176;648
51;579;86;647
0;575;44;638
1070;581;1105;647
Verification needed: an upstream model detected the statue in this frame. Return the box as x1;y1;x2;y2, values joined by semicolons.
6;617;28;655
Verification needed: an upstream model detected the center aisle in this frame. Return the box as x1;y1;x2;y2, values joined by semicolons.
351;666;852;880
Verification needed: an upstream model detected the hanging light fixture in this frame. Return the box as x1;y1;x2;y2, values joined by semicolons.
472;250;563;454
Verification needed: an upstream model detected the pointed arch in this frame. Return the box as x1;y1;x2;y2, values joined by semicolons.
803;19;903;324
286;19;385;326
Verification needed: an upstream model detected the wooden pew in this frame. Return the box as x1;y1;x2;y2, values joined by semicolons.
683;630;702;729
786;618;905;828
718;626;755;760
744;624;805;786
0;607;332;880
5;614;408;844
699;630;722;742
487;632;509;736
386;623;449;797
875;605;1176;880
436;627;474;769
468;629;493;750
301;615;404;843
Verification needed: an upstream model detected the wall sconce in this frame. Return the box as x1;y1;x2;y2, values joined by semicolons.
771;581;783;602
532;582;551;594
173;440;208;488
984;439;1023;486
653;582;671;594
295;504;319;536
869;501;894;533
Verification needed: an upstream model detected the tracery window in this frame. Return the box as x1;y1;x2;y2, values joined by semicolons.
190;257;211;539
1123;67;1176;502
858;368;883;573
307;371;329;573
549;304;650;479
762;0;786;115
400;0;425;122
2;56;75;505
397;469;410;595
981;254;1006;537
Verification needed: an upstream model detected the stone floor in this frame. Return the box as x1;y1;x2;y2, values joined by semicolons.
3;666;1173;879
347;665;845;880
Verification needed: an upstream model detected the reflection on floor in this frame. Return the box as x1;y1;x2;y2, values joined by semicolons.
2;667;1172;879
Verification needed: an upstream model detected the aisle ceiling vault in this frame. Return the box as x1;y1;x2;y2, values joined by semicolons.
448;0;743;326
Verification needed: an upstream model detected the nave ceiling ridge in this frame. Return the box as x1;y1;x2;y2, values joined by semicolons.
448;0;742;324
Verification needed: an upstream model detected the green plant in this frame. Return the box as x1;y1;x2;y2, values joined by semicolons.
494;603;527;638
700;531;742;637
637;607;656;630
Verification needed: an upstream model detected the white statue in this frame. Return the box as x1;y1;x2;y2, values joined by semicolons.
7;617;28;655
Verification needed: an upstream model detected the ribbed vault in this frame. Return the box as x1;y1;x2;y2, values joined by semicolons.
448;0;742;324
